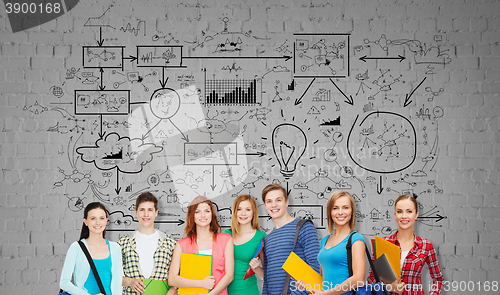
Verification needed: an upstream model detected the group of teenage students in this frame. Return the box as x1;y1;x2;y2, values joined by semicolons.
60;183;444;295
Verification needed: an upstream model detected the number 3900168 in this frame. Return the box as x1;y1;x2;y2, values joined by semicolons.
5;2;61;14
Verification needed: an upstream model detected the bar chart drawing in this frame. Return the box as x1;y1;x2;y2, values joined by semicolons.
204;78;262;106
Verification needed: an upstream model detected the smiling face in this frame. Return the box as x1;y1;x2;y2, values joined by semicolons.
135;201;158;228
394;198;419;230
84;208;108;236
264;189;288;220
237;200;253;226
194;202;212;227
330;196;352;227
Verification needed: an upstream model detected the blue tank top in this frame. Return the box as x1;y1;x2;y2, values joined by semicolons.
84;240;112;295
318;232;365;293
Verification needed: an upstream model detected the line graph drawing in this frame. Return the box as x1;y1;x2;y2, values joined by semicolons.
120;20;146;36
84;5;115;29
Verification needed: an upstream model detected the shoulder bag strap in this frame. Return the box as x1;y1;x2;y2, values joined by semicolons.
347;233;388;295
78;241;106;295
282;219;309;295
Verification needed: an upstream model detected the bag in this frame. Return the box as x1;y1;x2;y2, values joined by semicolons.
58;241;106;295
346;232;389;295
282;219;312;295
78;241;107;295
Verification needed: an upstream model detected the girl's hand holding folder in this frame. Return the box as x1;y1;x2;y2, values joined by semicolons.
200;276;216;290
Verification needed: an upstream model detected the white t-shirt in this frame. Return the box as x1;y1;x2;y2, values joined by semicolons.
135;230;159;278
199;249;212;255
401;250;409;269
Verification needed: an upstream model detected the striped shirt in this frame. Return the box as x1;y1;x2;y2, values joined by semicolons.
263;219;321;295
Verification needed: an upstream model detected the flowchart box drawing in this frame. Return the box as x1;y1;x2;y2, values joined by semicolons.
184;142;238;165
74;90;131;115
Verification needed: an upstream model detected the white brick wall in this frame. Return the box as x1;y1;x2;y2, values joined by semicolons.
0;0;499;294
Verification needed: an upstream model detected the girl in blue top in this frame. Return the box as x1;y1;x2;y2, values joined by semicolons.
298;190;366;294
60;202;123;295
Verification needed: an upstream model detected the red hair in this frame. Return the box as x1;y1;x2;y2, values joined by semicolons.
184;195;221;242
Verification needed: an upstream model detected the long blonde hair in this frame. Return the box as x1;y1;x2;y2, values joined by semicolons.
326;190;356;233
230;194;260;237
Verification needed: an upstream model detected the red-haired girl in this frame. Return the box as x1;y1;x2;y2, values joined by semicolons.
169;196;234;295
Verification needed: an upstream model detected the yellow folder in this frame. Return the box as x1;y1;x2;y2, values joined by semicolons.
178;252;213;295
282;252;322;293
374;236;401;278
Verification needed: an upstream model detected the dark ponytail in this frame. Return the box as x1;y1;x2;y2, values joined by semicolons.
79;202;109;240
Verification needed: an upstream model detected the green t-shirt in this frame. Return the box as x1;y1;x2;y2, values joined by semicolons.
223;229;266;295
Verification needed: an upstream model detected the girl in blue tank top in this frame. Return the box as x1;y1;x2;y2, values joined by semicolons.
60;202;123;295
297;190;366;295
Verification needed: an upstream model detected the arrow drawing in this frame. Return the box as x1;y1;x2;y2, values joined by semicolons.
159;67;169;88
115;168;121;194
294;78;316;105
123;55;137;63
169;119;189;142
99;68;106;90
210;165;216;191
98;114;106;139
377;175;384;194
97;27;104;46
184;55;292;61
359;55;405;62
329;78;353;105
404;76;427;107
237;152;266;157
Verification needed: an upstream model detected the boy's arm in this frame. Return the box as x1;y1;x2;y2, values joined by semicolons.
299;221;321;273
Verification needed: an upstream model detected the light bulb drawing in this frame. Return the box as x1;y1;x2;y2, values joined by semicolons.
272;123;308;179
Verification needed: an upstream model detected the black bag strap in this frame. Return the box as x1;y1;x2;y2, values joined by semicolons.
346;232;388;295
282;219;310;295
78;241;106;295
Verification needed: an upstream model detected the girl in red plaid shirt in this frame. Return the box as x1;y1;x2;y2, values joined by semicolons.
369;194;444;295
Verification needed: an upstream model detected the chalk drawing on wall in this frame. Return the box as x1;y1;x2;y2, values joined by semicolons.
294;33;350;78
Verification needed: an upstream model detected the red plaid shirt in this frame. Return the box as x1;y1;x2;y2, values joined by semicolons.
368;232;444;295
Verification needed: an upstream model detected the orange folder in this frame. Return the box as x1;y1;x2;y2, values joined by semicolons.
178;253;213;295
282;252;322;293
374;236;401;278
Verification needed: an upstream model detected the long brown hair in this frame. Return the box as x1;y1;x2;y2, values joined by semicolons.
230;194;260;237
80;202;108;240
184;195;221;242
326;190;356;233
